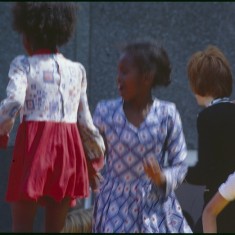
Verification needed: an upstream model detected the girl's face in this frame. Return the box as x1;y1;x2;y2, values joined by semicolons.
117;53;146;101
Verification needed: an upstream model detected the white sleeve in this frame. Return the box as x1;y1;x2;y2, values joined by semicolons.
161;104;188;197
0;56;27;126
219;172;235;201
77;64;105;160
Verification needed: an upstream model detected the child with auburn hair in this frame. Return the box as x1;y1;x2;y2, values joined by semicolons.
186;45;235;232
0;2;105;232
92;40;192;233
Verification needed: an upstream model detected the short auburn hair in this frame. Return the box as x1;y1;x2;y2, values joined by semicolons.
187;45;233;98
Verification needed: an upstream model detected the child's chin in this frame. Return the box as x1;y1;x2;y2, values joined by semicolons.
119;91;126;99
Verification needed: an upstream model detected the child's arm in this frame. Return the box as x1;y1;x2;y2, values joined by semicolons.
0;118;15;148
0;56;27;135
154;104;188;196
203;171;235;232
0;111;20;149
0;118;15;135
143;157;166;190
77;64;105;160
202;191;229;233
76;65;105;189
144;104;187;196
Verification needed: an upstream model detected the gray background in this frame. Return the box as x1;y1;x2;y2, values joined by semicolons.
0;2;234;231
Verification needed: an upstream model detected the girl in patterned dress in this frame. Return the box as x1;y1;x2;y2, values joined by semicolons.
0;2;105;232
92;40;192;233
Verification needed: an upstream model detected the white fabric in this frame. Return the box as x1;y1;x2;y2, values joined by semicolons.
219;172;235;201
0;53;105;159
0;54;88;123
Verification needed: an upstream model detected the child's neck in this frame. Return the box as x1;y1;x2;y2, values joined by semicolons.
204;96;216;107
123;95;154;128
31;48;58;56
124;95;153;113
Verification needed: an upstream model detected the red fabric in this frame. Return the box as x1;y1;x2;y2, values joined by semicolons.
32;48;59;55
6;121;90;207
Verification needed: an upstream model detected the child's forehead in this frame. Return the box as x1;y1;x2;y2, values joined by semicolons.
118;52;136;66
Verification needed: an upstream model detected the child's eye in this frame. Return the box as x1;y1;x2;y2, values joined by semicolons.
120;68;129;76
121;70;127;76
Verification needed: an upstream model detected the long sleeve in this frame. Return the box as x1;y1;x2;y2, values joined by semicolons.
0;56;28;133
186;111;215;185
161;105;188;197
77;64;105;173
92;101;106;135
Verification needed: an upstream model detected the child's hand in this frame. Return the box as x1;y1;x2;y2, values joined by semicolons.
89;172;104;193
143;157;166;188
0;118;15;135
0;134;9;149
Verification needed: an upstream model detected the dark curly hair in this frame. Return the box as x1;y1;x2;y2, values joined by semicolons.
120;40;172;87
12;2;78;50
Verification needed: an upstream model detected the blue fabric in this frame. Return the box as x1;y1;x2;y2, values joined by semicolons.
92;98;192;233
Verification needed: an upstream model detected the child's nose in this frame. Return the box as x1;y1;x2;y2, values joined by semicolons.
117;73;122;83
117;72;125;83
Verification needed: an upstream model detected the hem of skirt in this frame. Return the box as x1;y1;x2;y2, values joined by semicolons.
6;192;90;207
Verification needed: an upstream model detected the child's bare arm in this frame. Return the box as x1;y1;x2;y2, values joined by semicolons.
202;191;229;233
0;118;15;135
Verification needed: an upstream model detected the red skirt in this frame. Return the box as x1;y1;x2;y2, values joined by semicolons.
6;121;90;207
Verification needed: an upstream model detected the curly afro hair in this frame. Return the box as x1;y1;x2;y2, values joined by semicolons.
12;2;78;50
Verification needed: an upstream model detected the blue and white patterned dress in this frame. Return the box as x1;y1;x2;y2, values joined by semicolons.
92;97;192;233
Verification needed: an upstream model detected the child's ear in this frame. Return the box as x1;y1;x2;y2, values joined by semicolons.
144;72;154;87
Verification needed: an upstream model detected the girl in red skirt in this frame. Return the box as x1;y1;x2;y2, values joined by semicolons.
0;2;105;232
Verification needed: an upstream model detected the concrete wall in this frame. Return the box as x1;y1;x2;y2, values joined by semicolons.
1;2;235;231
2;2;235;148
87;2;235;149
